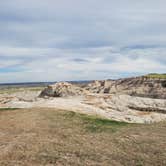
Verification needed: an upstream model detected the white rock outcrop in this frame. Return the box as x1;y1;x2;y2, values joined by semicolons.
39;82;87;97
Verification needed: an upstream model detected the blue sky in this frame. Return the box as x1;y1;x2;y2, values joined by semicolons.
0;0;166;83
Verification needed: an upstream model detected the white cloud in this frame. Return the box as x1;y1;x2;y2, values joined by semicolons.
0;0;166;82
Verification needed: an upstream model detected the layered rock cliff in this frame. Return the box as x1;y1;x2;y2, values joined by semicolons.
85;76;166;99
39;76;166;99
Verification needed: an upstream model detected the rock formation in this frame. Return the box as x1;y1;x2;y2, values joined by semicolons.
39;76;166;99
39;82;86;97
85;76;166;99
1;75;166;123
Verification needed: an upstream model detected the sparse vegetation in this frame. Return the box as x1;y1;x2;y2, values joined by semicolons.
0;108;165;165
146;73;166;79
64;111;129;133
0;108;19;112
0;87;44;94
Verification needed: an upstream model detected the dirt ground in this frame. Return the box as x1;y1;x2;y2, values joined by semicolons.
0;108;166;166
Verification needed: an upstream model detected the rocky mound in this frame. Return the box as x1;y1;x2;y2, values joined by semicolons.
39;75;166;99
39;82;86;97
85;76;166;99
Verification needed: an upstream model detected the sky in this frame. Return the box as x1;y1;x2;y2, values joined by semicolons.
0;0;166;83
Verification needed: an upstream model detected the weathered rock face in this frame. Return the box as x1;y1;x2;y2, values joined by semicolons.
85;80;113;94
39;76;166;99
85;77;166;99
39;82;86;97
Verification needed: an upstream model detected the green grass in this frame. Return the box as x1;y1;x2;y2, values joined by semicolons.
0;108;19;112
146;73;166;79
63;111;129;133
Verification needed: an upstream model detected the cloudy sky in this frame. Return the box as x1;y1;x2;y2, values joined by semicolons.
0;0;166;83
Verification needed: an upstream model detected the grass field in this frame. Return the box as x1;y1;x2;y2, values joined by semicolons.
146;73;166;79
0;108;165;165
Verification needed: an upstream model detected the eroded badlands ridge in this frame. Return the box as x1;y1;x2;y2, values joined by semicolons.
1;75;166;123
39;76;166;99
85;76;166;99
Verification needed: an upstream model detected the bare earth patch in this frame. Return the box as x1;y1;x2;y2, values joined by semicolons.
0;108;166;165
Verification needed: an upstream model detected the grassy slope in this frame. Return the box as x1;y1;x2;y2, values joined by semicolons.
146;73;166;79
0;108;165;166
